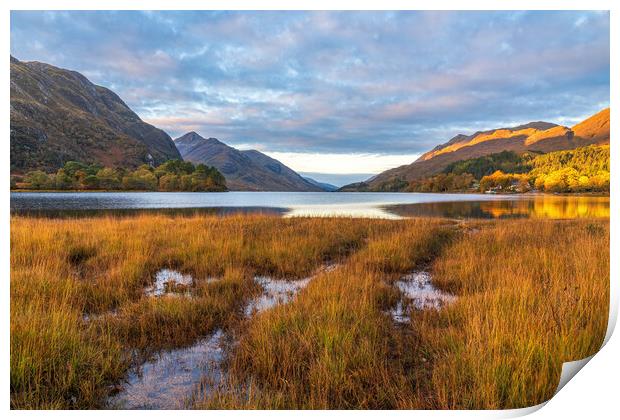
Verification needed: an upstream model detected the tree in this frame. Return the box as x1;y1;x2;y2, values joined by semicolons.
122;168;158;190
96;168;122;190
479;171;512;191
590;171;610;191
13;159;227;192
155;159;194;178
54;168;75;190
179;174;193;191
24;171;51;189
515;176;531;193
63;161;89;177
158;174;180;191
82;175;100;190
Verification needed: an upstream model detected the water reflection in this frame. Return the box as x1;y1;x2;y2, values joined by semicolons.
107;329;225;409
390;271;455;323
10;192;609;219
388;196;609;219
284;204;402;219
10;206;286;219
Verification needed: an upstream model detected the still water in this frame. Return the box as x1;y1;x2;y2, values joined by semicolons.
10;191;609;219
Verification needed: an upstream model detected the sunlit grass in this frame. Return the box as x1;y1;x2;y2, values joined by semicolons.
10;214;609;409
420;220;609;409
10;214;386;408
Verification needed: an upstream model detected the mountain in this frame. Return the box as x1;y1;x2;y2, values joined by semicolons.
301;176;338;192
10;56;181;173
299;172;377;188
174;132;324;191
347;108;610;191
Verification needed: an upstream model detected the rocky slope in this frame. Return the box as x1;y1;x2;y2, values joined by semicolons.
174;132;323;191
10;56;181;173
349;108;610;190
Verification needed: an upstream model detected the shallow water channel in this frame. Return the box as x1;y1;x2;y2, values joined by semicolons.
107;266;332;409
107;329;225;409
389;271;455;323
108;266;452;408
144;269;194;297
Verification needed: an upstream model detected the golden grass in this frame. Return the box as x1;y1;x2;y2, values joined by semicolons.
201;219;451;409
199;219;608;409
10;214;388;408
10;214;609;409
420;220;609;409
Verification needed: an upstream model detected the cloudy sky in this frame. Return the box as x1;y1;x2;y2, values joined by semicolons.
10;11;609;185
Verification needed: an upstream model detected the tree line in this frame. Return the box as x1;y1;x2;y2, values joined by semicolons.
12;159;228;192
401;145;609;193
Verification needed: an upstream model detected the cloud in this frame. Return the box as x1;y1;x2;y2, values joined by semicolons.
10;10;609;161
267;152;422;175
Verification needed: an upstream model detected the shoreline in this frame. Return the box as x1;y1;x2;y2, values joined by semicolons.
9;189;610;197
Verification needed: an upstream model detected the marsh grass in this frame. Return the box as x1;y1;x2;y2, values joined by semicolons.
10;215;388;408
199;219;609;409
10;215;609;409
199;219;453;408
418;219;610;409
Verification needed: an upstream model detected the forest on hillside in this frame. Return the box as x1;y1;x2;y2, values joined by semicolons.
403;145;610;193
11;159;227;192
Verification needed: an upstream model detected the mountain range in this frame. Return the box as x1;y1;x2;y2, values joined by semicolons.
10;57;328;191
10;56;180;173
174;132;323;191
342;108;610;191
9;56;610;193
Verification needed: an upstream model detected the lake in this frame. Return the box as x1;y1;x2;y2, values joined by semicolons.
10;191;609;219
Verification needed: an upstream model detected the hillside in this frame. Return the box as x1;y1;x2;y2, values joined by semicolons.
10;56;181;173
175;132;323;191
403;145;609;194
350;108;609;191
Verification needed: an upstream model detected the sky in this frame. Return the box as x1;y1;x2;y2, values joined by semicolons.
10;11;610;185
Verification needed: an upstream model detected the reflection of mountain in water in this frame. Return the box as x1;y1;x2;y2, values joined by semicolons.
10;192;609;220
10;207;287;219
387;196;609;219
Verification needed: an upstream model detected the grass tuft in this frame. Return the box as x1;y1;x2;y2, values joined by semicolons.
11;215;608;409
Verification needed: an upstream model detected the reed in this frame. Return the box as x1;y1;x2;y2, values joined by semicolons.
419;219;610;409
201;219;450;409
10;214;609;409
10;214;387;408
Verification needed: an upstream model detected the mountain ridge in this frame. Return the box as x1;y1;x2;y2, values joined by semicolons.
10;56;181;173
302;176;338;192
346;108;609;191
174;132;324;191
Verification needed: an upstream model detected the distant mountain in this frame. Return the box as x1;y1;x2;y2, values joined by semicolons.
299;172;377;188
301;176;338;192
10;56;181;173
338;182;372;192
344;108;610;191
174;132;324;191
